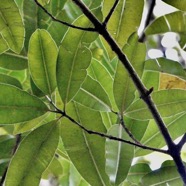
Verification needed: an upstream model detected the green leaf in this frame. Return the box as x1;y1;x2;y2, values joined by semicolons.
0;83;48;124
136;112;186;156
28;29;58;95
105;124;134;185
23;0;38;51
0;135;15;159
87;58;116;109
140;165;182;185
162;0;186;11
113;33;146;112
57;11;101;104
0;51;27;70
127;163;151;184
5;121;59;186
0;73;22;89
102;0;144;58
0;0;25;53
126;89;186;120
61;103;110;186
145;58;186;80
73;76;112;111
145;11;186;35
0;35;8;54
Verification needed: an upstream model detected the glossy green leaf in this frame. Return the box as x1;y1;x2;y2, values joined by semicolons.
0;74;22;89
0;135;15;159
145;11;186;35
5;121;59;186
140;165;182;185
162;0;186;11
0;51;27;70
61;103;110;186
106;124;134;185
125;89;186;120
73;76;112;111
145;58;186;80
57;11;101;104
127;163;151;184
102;0;144;58
0;0;25;53
0;83;48;124
0;35;8;54
113;33;146;112
28;29;58;95
136;112;186;156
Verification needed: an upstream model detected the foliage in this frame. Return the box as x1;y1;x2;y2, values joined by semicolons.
0;0;186;185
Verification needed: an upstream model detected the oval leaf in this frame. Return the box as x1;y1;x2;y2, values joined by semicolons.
61;103;110;186
0;0;25;53
145;11;186;35
102;0;144;58
5;121;59;186
0;74;22;89
0;83;48;124
125;89;186;120
73;76;112;111
28;29;58;95
57;11;101;105
114;33;146;112
106;124;134;185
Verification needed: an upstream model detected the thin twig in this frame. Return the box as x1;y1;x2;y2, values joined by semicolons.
139;0;156;42
118;113;142;145
103;0;119;26
34;0;96;32
62;111;168;154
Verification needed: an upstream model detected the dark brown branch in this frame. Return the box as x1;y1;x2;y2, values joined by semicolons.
103;0;119;26
63;111;168;154
139;0;156;42
34;0;96;32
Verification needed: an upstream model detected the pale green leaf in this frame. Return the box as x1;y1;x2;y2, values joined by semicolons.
28;29;58;95
87;58;117;110
5;121;59;186
106;125;134;185
102;0;144;58
140;165;182;185
57;11;101;104
57;46;91;104
125;89;186;120
0;51;27;70
114;33;146;112
162;0;186;11
145;11;186;35
0;0;25;53
0;73;22;89
136;112;186;156
0;83;48;124
73;76;112;111
145;57;186;80
61;103;110;186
